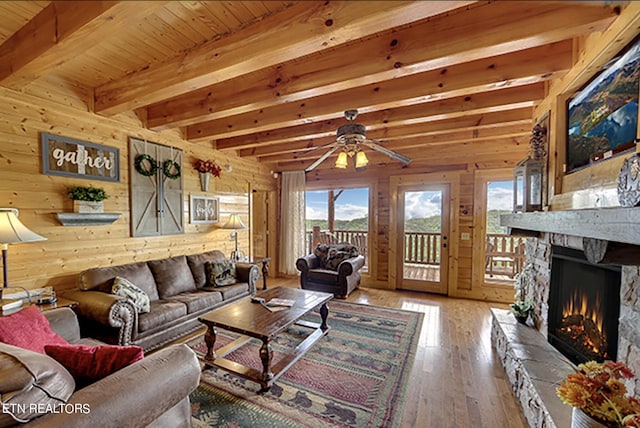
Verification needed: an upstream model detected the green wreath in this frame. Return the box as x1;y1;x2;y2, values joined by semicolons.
163;159;181;180
135;154;157;176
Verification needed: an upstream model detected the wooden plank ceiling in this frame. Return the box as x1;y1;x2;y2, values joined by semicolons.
0;1;623;174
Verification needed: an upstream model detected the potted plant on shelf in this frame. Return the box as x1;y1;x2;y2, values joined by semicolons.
68;186;108;213
557;360;640;427
193;159;222;192
510;300;534;324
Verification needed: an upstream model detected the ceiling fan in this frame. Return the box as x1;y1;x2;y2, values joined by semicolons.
303;110;412;172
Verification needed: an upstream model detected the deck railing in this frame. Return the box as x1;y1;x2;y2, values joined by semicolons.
485;233;526;278
404;232;441;265
305;229;524;273
305;229;367;258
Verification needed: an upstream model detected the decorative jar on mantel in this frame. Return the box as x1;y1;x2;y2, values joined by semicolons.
571;408;607;428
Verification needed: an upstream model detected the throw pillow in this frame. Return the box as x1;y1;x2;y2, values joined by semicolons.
45;343;144;385
0;306;68;354
186;250;226;288
147;255;197;298
325;249;352;271
205;259;237;286
0;342;75;426
314;244;331;268
112;276;151;313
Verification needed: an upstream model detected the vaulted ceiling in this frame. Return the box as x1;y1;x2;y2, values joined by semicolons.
0;1;624;174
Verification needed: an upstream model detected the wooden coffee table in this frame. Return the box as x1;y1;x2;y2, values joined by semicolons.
198;286;333;392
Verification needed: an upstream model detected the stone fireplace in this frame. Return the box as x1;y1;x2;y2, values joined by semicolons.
491;230;640;427
521;233;640;376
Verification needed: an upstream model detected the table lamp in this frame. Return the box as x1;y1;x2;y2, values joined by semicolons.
0;208;47;299
221;214;247;261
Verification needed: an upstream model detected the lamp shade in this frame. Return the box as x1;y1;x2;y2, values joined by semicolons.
355;151;368;168
335;152;348;169
0;208;46;245
222;214;246;230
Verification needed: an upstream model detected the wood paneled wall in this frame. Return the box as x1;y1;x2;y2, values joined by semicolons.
0;80;276;294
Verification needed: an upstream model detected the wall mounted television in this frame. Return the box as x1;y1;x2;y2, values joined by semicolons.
566;36;640;173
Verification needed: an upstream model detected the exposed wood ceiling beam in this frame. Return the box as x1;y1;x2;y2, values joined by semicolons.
225;83;543;152
187;41;571;142
94;1;473;115
146;2;617;131
0;1;169;89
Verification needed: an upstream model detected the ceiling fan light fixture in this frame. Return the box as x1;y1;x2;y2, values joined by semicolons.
335;151;348;169
337;123;366;142
355;150;368;168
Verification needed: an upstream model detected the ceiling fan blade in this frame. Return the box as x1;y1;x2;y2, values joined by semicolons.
305;146;340;172
362;141;412;165
367;138;388;145
294;141;338;159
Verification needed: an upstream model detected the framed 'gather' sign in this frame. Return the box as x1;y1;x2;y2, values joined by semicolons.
41;132;120;182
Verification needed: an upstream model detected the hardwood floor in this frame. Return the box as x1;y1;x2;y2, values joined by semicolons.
273;277;528;428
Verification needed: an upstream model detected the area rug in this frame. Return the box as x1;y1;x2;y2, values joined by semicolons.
189;301;423;428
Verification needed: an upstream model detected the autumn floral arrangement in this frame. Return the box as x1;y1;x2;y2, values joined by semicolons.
556;360;640;427
193;159;222;177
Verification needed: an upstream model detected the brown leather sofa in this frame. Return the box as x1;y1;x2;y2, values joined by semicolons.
64;250;259;352
0;307;200;427
296;243;365;298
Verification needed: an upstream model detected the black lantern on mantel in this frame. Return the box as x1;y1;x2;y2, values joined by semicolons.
513;124;546;212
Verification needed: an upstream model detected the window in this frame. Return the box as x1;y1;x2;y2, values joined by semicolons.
484;180;524;285
305;188;369;269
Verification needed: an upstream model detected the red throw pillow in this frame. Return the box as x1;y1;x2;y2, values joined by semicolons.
0;306;68;353
44;343;144;384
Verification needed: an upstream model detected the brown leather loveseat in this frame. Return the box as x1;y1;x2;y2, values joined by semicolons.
296;243;365;298
65;250;259;352
0;307;200;427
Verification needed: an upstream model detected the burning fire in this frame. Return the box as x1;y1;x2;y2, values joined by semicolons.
557;288;608;360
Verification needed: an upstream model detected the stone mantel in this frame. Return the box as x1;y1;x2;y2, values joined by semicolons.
500;206;640;246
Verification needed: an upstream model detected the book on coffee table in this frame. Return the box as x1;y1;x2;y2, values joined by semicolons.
262;298;295;312
266;298;294;307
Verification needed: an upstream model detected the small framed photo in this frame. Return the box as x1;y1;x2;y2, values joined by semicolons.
190;194;219;224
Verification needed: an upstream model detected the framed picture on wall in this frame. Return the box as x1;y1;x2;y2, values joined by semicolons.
190;194;220;224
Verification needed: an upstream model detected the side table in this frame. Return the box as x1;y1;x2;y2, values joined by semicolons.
2;297;78;316
34;297;79;312
249;257;271;290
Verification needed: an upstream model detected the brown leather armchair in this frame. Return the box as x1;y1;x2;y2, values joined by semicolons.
296;244;365;299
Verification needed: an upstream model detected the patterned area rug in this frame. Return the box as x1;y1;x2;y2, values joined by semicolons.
189;301;423;428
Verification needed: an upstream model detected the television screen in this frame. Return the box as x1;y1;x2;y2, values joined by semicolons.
566;37;640;172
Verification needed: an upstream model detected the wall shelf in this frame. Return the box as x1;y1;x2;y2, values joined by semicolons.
56;212;121;226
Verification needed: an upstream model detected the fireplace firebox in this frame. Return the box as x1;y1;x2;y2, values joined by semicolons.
547;246;621;364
